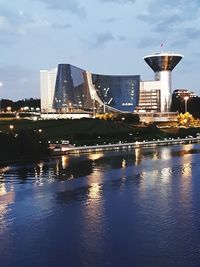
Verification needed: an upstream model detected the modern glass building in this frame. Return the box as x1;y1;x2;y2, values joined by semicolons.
52;64;140;113
53;64;92;112
92;74;140;112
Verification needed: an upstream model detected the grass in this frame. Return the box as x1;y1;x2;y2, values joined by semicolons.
1;118;200;146
0;118;136;143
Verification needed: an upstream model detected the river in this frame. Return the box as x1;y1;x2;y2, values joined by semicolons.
0;144;200;266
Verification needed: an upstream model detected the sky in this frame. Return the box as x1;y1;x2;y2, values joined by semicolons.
0;0;200;100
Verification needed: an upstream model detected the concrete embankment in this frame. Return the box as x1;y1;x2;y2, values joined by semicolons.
52;137;200;155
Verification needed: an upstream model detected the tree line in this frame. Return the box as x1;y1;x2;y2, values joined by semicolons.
0;98;40;111
171;94;200;118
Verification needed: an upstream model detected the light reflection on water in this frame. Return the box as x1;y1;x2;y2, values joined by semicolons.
1;144;200;266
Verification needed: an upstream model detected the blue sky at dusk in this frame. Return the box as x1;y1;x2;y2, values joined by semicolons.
0;0;200;99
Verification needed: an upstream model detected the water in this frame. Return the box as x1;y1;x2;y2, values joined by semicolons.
1;144;200;266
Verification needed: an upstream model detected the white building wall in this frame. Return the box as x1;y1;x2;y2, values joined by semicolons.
140;80;161;91
155;71;171;112
40;68;57;113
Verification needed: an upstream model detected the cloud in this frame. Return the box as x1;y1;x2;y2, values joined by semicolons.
147;0;200;15
152;16;181;33
118;35;126;41
0;66;39;100
171;28;200;48
105;17;117;23
34;0;86;18
102;0;136;3
138;0;200;26
137;37;161;49
51;23;71;30
137;0;200;49
0;7;34;45
91;32;115;48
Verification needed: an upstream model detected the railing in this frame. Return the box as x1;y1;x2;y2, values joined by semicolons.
51;137;200;155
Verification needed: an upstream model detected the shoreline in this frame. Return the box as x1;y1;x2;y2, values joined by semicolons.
1;137;199;166
53;136;200;155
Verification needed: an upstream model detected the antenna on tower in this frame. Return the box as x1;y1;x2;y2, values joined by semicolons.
160;42;164;52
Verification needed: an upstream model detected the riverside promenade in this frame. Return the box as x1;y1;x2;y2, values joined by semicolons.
53;136;200;155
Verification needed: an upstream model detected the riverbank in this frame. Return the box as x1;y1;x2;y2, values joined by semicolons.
52;136;200;155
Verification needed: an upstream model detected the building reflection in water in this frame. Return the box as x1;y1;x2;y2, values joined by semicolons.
122;158;126;168
88;153;104;162
160;147;171;161
179;162;192;208
88;183;102;200
34;162;45;186
134;148;142;165
0;181;15;235
0;180;7;196
61;156;69;169
81;170;105;258
160;167;172;185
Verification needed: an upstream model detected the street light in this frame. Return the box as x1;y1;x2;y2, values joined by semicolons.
184;96;189;113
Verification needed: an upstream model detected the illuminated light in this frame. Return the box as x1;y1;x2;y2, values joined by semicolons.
61;155;69;169
0;183;6;196
38;129;42;133
9;125;14;130
88;183;101;199
122;159;126;168
184;96;189;113
88;153;103;161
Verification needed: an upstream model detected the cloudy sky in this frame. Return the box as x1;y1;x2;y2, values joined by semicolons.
0;0;200;100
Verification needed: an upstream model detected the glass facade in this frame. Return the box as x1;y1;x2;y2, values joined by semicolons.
92;74;140;112
53;64;92;112
53;64;140;113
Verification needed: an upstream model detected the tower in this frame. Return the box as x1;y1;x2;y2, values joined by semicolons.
143;53;183;112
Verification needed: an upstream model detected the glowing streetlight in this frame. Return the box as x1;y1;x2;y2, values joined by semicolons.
7;106;12;112
184;96;189;113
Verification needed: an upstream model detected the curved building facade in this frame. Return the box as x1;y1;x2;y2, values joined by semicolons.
53;64;140;113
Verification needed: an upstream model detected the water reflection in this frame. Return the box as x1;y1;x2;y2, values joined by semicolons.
88;183;102;199
61;156;69;169
179;162;192;208
0;144;200;189
0;180;6;196
1;144;200;266
0;189;14;235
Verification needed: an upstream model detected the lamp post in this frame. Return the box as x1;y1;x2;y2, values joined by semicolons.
184;96;189;113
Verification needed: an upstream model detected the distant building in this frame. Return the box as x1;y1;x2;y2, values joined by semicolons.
40;52;184;123
136;81;161;112
40;68;57;112
52;64;140;114
173;89;196;100
143;52;183;112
